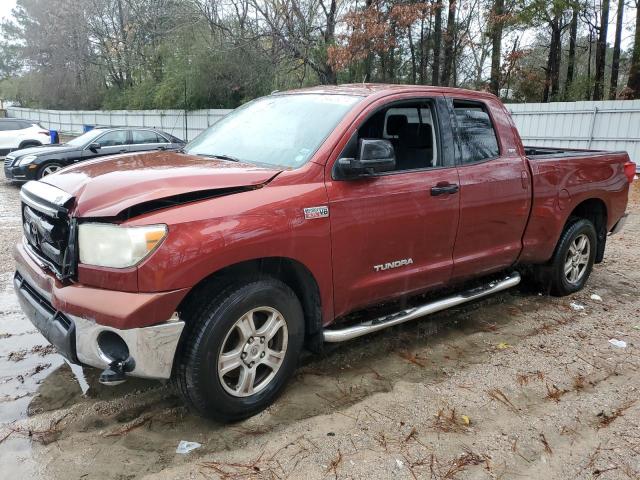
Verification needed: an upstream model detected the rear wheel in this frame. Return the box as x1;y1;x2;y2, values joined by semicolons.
37;162;63;179
549;218;597;296
173;278;304;422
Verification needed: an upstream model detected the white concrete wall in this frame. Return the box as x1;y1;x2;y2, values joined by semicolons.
9;100;640;163
6;107;233;142
507;100;640;163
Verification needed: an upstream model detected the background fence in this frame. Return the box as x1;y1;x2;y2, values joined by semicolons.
7;100;640;162
507;100;640;163
6;107;233;142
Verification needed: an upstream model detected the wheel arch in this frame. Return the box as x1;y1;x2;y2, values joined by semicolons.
564;197;608;263
176;257;324;352
18;140;42;149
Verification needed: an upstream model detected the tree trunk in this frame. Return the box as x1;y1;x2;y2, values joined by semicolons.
409;26;417;84
551;22;561;99
609;0;624;99
628;0;640;97
441;0;456;86
489;0;504;95
593;0;610;100
565;5;578;98
586;29;593;100
431;0;442;85
543;18;561;102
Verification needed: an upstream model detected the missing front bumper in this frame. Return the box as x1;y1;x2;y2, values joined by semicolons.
13;271;185;380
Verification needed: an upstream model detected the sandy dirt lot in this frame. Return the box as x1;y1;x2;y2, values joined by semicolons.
0;178;639;479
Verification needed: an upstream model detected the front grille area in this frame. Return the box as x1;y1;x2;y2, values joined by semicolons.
22;203;72;277
4;157;14;169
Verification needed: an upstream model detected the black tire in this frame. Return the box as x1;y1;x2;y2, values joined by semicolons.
37;162;64;179
549;218;597;296
173;277;304;422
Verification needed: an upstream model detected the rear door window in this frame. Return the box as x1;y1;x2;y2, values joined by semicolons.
453;100;500;164
0;121;22;131
96;130;128;147
132;130;162;144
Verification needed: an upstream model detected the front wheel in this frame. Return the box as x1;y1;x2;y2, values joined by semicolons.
549;218;597;296
173;278;304;422
37;162;63;179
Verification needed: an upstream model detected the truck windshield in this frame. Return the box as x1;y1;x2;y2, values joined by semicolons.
183;94;362;169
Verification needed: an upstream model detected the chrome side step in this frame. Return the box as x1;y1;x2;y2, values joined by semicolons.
323;272;521;343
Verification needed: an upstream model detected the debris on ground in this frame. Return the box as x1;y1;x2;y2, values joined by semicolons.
570;301;586;311
176;440;202;454
608;339;627;348
590;294;603;301
496;342;511;350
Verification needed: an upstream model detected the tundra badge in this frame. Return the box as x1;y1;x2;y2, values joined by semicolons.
304;206;329;219
374;258;414;272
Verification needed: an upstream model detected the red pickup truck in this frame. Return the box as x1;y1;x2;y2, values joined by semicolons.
13;85;634;421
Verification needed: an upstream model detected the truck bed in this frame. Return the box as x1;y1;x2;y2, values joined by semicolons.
519;148;631;265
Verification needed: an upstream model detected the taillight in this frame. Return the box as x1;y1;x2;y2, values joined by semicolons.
624;161;636;183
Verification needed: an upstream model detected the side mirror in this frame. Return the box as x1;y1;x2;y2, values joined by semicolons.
88;142;101;152
337;139;396;177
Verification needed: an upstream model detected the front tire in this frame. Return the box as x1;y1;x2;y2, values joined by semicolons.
173;278;304;422
549;218;597;296
37;162;63;179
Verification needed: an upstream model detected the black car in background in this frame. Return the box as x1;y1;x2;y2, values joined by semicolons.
3;127;185;181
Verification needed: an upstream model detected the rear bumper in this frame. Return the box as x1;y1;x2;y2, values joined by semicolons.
609;213;628;235
13;241;188;379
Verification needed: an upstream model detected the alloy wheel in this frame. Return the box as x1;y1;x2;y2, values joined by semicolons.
564;233;590;284
217;306;288;397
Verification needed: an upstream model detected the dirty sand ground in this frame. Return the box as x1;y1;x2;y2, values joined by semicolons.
0;178;639;479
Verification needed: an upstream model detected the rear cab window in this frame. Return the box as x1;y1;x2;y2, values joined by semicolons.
452;100;500;164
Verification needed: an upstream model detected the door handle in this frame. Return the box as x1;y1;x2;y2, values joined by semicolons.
118;149;127;153
430;183;459;196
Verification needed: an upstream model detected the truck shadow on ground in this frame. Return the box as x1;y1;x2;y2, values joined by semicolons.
23;284;563;475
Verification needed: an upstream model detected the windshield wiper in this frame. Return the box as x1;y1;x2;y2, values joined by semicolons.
195;153;242;162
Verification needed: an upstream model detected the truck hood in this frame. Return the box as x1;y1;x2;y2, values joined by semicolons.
41;151;283;218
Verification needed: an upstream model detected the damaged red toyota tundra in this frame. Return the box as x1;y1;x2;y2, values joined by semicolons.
13;85;634;421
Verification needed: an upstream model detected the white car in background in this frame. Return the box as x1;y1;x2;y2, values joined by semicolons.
0;118;51;156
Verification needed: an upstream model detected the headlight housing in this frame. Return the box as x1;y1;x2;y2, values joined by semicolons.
78;223;167;268
18;155;38;166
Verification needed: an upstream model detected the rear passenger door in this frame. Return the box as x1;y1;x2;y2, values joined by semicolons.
129;129;171;153
0;121;22;149
450;98;531;280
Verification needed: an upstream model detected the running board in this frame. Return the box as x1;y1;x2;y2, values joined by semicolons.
323;272;521;343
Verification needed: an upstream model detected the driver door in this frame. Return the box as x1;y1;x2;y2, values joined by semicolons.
326;96;461;318
82;129;131;160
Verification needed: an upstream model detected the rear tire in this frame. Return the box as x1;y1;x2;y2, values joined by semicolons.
173;277;304;422
549;218;597;296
